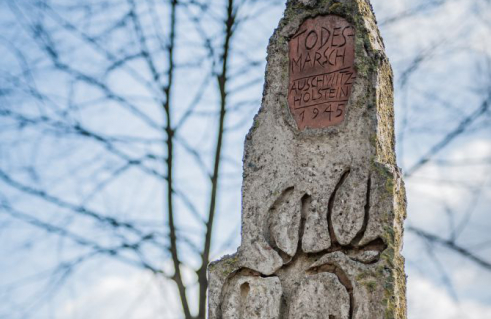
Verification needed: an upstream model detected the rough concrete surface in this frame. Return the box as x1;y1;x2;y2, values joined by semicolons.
208;0;407;318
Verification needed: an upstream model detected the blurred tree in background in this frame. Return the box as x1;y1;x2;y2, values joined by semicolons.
0;0;490;318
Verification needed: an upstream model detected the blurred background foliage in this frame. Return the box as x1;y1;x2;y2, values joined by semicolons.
0;0;490;318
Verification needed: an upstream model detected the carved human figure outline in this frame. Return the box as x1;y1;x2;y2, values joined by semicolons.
219;167;390;318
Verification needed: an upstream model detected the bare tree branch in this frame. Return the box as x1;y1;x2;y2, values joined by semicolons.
405;94;491;177
198;0;237;317
408;226;491;271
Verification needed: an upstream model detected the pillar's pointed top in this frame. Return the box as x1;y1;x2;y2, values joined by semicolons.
208;0;407;318
298;0;318;7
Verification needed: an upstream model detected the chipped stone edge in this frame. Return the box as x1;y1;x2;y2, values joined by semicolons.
207;253;240;319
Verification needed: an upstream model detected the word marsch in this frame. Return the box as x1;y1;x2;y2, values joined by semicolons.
290;25;355;74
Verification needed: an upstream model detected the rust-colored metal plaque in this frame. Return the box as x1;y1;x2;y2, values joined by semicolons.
288;15;356;130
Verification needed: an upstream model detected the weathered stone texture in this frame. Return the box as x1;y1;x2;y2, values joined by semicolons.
208;0;407;318
288;272;350;318
222;276;282;319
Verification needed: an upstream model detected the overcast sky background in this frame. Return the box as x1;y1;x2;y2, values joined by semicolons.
1;0;491;318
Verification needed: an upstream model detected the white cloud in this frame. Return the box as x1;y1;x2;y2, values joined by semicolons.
57;271;182;319
408;276;491;319
405;139;491;228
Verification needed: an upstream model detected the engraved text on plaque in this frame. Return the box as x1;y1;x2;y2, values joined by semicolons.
288;15;356;130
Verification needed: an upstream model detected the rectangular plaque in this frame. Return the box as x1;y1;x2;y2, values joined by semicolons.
288;15;356;130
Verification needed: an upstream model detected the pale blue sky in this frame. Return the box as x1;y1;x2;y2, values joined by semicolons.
0;0;490;318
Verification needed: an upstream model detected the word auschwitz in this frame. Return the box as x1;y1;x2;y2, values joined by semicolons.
290;68;355;108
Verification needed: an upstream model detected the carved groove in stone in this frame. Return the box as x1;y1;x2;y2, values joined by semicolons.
351;175;371;246
239;282;249;318
327;169;351;246
221;275;282;319
307;263;354;319
298;194;309;249
301;193;331;253
288;272;350;319
347;237;387;264
266;187;301;258
332;169;370;245
310;252;391;319
358;165;399;246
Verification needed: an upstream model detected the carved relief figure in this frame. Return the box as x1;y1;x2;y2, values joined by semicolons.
208;1;407;319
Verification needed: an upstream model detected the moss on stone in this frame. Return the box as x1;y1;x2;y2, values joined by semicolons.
328;3;343;13
363;280;378;293
209;254;239;279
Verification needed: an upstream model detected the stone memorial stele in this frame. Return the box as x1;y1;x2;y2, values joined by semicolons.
208;0;407;318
